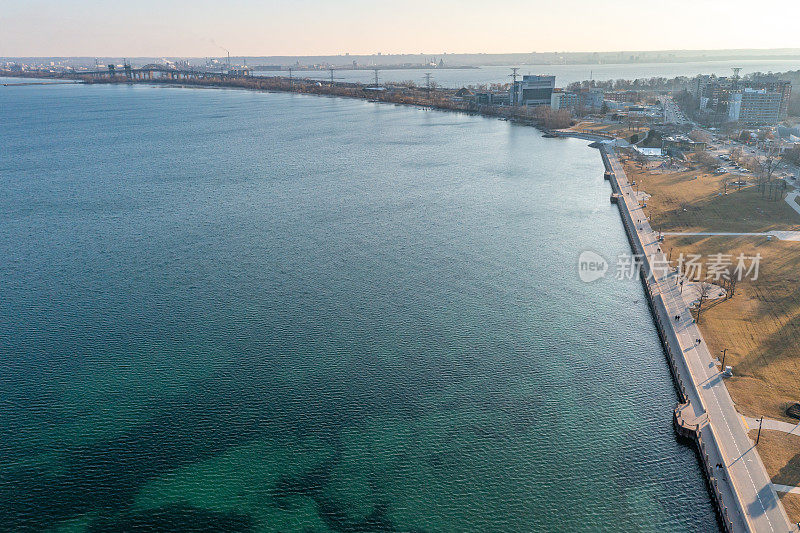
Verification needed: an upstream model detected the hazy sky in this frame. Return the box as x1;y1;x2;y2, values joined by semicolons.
2;0;800;57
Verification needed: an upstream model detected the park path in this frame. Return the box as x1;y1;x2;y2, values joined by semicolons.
606;146;795;533
785;192;800;218
661;232;800;241
743;416;800;437
662;231;800;241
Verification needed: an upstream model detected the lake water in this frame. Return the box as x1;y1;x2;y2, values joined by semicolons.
0;80;719;531
255;58;800;88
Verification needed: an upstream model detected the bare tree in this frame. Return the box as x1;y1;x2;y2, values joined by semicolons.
695;151;718;172
695;281;715;323
761;144;782;201
722;176;732;195
726;276;737;299
689;129;712;143
635;151;648;169
731;147;743;165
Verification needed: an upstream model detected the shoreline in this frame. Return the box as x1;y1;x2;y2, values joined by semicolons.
4;71;773;530
0;70;583;132
590;140;794;532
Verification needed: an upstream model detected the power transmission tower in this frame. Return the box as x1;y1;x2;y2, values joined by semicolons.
373;68;380;88
329;67;335;86
424;72;433;102
288;67;293;88
510;67;520;106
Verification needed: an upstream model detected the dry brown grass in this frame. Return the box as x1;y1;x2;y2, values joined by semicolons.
747;430;800;486
623;158;800;233
663;236;800;422
569;121;646;139
778;492;800;525
621;153;800;425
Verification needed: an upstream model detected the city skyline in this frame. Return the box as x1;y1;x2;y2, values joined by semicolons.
2;0;800;57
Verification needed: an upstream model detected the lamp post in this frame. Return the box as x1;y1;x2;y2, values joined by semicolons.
756;416;764;445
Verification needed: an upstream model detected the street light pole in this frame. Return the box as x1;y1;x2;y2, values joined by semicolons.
756;416;764;445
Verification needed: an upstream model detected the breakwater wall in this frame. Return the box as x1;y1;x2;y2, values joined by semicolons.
596;143;739;532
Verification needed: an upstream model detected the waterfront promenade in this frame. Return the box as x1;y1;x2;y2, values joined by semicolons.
604;146;795;533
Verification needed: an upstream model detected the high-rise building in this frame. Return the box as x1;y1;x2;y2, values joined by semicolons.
510;75;555;106
697;76;791;125
728;88;784;125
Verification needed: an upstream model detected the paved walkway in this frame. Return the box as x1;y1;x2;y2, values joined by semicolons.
741;417;800;498
774;485;800;496
662;231;800;241
785;191;800;217
607;148;795;532
743;416;800;437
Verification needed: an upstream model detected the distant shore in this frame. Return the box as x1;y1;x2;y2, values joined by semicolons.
0;69;581;131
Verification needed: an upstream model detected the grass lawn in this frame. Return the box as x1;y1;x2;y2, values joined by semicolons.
620;153;800;420
779;493;800;525
663;235;800;422
569;121;646;139
622;152;800;488
623;158;800;233
747;429;800;482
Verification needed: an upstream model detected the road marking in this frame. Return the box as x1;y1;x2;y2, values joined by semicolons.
610;151;785;532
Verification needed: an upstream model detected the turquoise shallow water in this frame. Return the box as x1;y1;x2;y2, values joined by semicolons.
0;81;717;531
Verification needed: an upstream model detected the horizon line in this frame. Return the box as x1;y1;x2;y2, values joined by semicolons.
5;47;800;60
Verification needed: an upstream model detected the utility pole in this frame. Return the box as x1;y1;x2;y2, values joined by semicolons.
720;348;727;368
509;67;520;106
756;416;764;445
288;67;293;88
424;72;433;102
